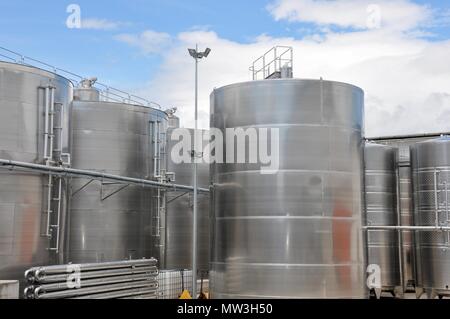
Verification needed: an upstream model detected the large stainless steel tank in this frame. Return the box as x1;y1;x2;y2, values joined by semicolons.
68;84;167;264
411;136;450;298
364;143;401;297
163;120;210;271
210;79;366;298
0;62;72;282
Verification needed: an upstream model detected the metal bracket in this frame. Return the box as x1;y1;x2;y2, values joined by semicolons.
166;191;189;204
71;179;95;197
100;182;130;201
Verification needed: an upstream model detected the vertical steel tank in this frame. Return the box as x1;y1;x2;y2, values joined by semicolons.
0;62;72;282
411;136;450;298
210;79;366;298
364;143;401;297
68;82;167;264
366;136;420;291
163;119;210;271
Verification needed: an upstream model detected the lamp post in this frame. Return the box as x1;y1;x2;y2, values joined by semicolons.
188;44;211;298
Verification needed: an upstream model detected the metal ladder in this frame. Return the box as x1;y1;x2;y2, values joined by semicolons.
249;46;293;80
432;169;450;245
150;120;166;240
41;84;69;254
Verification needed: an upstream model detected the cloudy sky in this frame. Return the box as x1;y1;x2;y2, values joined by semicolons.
1;0;449;137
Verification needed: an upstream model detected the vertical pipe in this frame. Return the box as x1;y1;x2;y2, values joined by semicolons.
153;122;158;178
445;182;449;245
434;169;439;227
59;103;64;161
395;164;405;294
192;44;198;298
49;88;55;163
44;87;50;161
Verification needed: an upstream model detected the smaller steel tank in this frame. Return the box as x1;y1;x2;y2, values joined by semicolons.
68;80;167;264
364;143;402;298
411;136;450;298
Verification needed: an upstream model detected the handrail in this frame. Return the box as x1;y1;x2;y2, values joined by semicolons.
0;46;162;109
250;46;293;80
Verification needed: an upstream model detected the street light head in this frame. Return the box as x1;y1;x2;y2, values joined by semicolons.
203;48;211;57
188;48;197;58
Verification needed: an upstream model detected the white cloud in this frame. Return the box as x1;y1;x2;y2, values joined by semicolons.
127;27;450;138
267;0;431;31
80;18;125;30
115;30;172;54
114;1;449;137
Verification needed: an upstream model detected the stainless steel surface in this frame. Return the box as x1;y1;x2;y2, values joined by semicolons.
370;134;450;292
364;143;401;294
0;61;72;284
411;136;450;297
68;90;168;264
367;137;425;290
164;128;210;271
210;79;366;298
365;226;450;231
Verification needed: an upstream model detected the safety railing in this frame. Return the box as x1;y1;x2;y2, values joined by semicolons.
0;46;162;109
249;46;293;80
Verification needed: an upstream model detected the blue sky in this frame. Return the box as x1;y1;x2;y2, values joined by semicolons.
1;0;450;135
0;0;289;85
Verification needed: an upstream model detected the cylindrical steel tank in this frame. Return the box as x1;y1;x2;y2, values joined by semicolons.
163;122;210;271
0;62;72;283
210;79;366;298
366;138;418;291
364;143;401;297
68;85;167;264
411;136;450;298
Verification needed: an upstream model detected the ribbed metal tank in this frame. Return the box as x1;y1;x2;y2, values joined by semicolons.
364;143;401;296
68;85;167;264
366;137;419;291
411;136;450;298
163;118;210;271
0;62;72;282
210;79;366;298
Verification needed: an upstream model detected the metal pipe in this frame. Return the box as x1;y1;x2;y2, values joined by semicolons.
395;164;405;293
153;121;158;178
72;287;158;299
35;273;157;293
364;226;450;231
434;169;440;227
43;86;50;161
58;102;64;160
49;87;55;163
35;280;158;299
29;266;158;284
29;259;157;279
0;159;209;193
